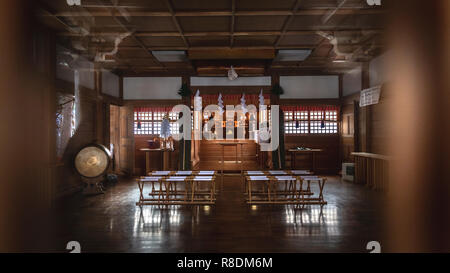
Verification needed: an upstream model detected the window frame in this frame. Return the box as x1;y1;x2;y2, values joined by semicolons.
133;107;180;136
283;107;339;135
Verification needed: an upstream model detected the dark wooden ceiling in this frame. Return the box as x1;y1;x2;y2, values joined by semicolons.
38;0;388;76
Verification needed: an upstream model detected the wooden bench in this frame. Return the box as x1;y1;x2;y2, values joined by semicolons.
244;174;327;206
136;175;217;206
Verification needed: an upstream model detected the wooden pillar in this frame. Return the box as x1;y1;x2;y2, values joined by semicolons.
94;68;105;145
338;74;343;165
388;0;450;252
353;100;360;152
119;76;124;101
270;74;280;104
0;0;55;251
180;75;192;170
270;73;282;169
359;62;371;153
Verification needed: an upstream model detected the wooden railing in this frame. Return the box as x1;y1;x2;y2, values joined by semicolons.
352;152;391;191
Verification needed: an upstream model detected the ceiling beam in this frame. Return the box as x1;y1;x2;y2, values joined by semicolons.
59;29;383;37
112;45;326;51
274;0;303;47
322;0;349;24
97;42;380;52
230;0;236;47
111;55;138;74
188;48;276;60
164;0;189;48
45;8;386;17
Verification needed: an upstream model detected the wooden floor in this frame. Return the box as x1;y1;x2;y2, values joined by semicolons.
44;176;386;253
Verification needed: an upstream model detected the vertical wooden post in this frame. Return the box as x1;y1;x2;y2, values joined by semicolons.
270;74;280;105
94;68;104;145
360;62;371;153
270;73;278;170
119;75;124;101
180;75;192;170
354;101;360;152
338;74;343;166
388;0;450;252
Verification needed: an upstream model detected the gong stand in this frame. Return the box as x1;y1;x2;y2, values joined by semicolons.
82;176;105;195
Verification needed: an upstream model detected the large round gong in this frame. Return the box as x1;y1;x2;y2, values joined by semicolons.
74;144;112;178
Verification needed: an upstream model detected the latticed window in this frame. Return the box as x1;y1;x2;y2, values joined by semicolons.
134;107;181;135
284;109;309;134
283;106;339;135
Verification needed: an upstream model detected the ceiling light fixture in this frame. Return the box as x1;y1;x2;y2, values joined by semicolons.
275;49;312;62
333;60;348;63
152;51;187;62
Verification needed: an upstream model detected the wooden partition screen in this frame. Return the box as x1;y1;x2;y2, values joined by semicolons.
353;152;390;191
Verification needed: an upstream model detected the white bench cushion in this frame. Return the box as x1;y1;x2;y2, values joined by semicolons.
248;176;269;181
152;171;171;175
274;176;296;181
166;176;187;181
193;176;213;181
247;171;264;175
269;170;287;175
300;176;322;181
176;171;192;175
141;176;162;181
291;170;311;175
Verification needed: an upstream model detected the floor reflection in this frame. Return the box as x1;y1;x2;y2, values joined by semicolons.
133;205;208;237
53;176;384;252
283;206;340;236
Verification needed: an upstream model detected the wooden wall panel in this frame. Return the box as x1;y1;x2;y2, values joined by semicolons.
339;86;392;169
369;87;392;155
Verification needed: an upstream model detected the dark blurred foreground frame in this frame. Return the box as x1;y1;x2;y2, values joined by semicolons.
0;0;449;252
387;0;450;252
0;0;55;251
